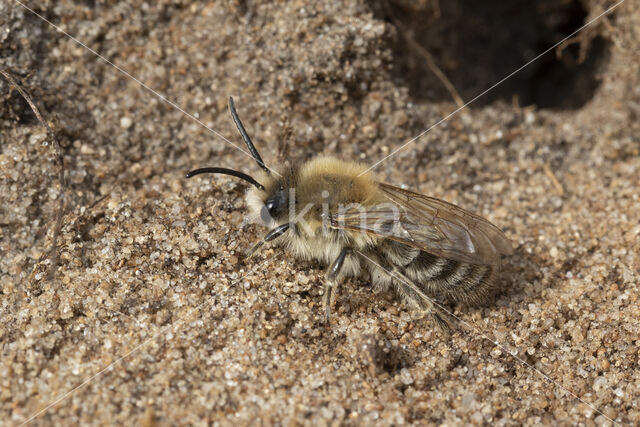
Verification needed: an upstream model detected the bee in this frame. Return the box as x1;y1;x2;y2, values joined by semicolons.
187;98;513;328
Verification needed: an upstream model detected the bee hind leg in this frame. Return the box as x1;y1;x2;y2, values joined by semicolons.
389;267;455;333
322;248;351;323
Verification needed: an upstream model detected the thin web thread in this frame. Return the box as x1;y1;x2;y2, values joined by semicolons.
18;254;280;425
359;0;626;176
12;0;281;177
356;251;620;426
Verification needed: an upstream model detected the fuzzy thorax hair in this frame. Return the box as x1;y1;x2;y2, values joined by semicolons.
246;156;381;231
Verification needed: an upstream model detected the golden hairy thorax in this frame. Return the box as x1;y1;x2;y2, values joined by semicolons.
246;157;382;229
297;157;382;226
245;157;382;265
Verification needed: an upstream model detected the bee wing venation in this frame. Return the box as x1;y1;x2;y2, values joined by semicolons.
330;182;512;265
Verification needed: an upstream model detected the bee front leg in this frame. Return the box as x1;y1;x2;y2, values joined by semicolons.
245;223;290;259
323;248;351;323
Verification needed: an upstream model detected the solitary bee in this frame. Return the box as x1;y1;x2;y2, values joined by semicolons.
187;98;513;328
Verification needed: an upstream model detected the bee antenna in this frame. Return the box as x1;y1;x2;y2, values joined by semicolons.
228;97;270;174
186;167;265;191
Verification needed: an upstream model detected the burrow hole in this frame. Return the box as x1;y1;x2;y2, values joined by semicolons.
373;0;611;110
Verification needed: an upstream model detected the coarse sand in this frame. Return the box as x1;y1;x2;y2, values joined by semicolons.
1;0;639;425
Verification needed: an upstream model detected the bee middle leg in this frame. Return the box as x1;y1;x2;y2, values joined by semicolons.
322;248;351;323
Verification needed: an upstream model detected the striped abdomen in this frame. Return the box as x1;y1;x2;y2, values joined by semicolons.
404;251;496;305
368;240;497;306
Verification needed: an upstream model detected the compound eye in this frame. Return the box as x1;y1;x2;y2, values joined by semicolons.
265;188;287;217
266;199;277;213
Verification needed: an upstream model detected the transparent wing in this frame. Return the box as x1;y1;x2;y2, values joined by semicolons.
330;182;513;265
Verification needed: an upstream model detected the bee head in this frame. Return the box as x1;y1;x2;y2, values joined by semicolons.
187;97;296;227
236;165;292;226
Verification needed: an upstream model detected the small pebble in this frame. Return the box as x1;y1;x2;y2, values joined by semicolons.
120;116;133;129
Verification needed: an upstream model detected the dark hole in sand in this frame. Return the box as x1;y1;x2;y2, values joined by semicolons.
372;0;610;109
0;87;37;126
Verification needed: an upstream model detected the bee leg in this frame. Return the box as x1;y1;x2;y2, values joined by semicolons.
323;248;351;323
245;223;290;259
388;267;455;332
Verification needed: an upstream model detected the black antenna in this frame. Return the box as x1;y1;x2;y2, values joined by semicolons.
229;97;269;174
186;167;265;191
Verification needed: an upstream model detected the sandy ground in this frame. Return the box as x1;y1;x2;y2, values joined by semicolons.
1;0;639;425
